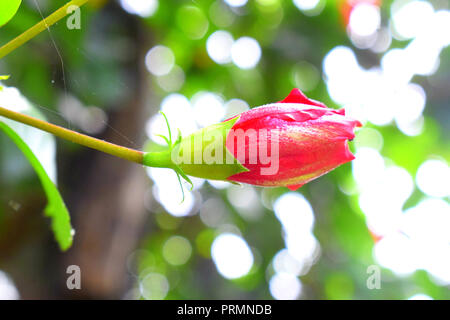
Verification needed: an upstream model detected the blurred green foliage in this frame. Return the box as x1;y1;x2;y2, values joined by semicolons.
0;0;449;300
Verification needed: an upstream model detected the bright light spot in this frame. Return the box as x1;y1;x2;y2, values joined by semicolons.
423;243;450;285
353;148;415;236
231;37;262;69
291;61;320;92
323;46;359;81
371;28;392;53
434;10;450;47
353;128;384;151
285;232;319;267
176;6;209;40
156;65;185;92
208;179;231;189
273;192;315;233
352;147;385;189
209;1;235;28
146;93;198;145
224;0;248;7
416;159;450;198
392;83;426;136
401;198;450;243
224;99;249;118
273;193;320;270
227;185;263;221
394;83;426;125
349;3;380;37
120;0;158;17
59;95;108;135
206;30;234;64
374;232;418;275
227;185;259;211
140;272;169;300
211;233;254;279
381;48;414;85
359;165;414;236
272;249;304;276
349;26;377;49
145;45;175;76
200;198;228;227
0;271;19;300
323;45;430;129
323;46;362;108
392;0;434;40
362;69;397;126
163;236;192;266
217;224;243;237
160;94;197;134
272;249;303;276
408;294;433;300
323;26;448;131
396;116;424;137
192;92;225;127
293;0;320;11
0;85;57;183
374;197;450;285
148;168;197;217
153;183;195;217
405;36;441;76
269;272;302;300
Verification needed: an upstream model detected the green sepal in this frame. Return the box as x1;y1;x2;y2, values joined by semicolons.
142;116;249;181
143;149;173;168
174;116;249;181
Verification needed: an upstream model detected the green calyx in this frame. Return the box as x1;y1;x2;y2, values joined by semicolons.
143;113;248;186
142;113;194;197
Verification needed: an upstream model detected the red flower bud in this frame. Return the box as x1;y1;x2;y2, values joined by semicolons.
144;88;361;191
225;88;362;190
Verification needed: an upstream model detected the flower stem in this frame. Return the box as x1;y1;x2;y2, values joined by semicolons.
0;106;144;164
0;0;90;59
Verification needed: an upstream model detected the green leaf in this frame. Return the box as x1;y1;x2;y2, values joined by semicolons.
0;0;22;27
0;83;72;251
0;121;73;250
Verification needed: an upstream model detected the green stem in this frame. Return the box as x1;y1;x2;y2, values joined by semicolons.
0;0;90;59
0;106;144;164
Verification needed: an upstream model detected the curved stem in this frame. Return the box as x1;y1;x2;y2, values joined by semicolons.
0;106;144;164
0;0;90;59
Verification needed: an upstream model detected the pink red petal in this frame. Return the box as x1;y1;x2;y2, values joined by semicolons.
279;88;328;108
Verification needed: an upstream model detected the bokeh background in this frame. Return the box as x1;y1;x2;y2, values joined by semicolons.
0;0;449;299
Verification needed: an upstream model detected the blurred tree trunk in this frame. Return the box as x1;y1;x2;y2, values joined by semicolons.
61;6;152;299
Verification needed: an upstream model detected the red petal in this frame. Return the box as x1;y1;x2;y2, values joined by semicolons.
287;183;304;191
279;88;328;108
337;108;345;115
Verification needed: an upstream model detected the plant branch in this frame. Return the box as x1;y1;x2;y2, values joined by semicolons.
0;106;144;164
0;0;90;59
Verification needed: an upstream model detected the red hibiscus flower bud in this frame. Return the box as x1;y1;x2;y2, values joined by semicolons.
225;89;362;190
143;88;361;190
